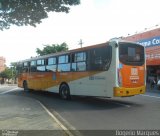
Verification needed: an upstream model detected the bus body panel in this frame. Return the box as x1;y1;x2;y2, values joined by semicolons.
114;64;146;97
69;71;114;97
120;64;145;88
18;70;115;97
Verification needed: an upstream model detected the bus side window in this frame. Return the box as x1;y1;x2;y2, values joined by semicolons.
71;52;87;71
30;60;37;72
46;57;57;72
89;46;112;71
75;52;86;71
36;59;46;72
23;62;29;72
58;55;71;72
71;54;76;71
104;46;112;70
37;66;46;72
77;62;86;71
71;63;76;71
16;63;23;74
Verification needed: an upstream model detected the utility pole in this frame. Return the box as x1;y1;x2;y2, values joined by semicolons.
78;39;83;48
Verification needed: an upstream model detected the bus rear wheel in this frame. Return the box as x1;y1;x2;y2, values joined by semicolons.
23;81;28;91
59;84;71;100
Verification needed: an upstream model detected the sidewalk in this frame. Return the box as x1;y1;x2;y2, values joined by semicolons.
0;83;17;86
0;94;66;135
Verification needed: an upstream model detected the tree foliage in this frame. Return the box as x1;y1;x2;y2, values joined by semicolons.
0;0;80;30
36;42;69;56
0;67;12;79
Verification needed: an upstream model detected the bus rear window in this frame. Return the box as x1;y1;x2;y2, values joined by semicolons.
119;43;144;66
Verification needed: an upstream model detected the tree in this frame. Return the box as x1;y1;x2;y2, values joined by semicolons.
0;67;12;79
10;62;17;78
0;0;80;30
36;42;69;56
0;64;17;84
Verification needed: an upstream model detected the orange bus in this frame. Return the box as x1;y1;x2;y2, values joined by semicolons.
16;39;146;99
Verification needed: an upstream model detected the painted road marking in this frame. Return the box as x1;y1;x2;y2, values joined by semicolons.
37;100;82;136
0;87;19;94
141;94;160;99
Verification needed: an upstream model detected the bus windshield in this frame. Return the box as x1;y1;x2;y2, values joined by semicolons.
119;42;144;66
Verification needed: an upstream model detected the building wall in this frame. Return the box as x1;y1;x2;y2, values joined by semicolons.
123;28;160;66
0;57;6;72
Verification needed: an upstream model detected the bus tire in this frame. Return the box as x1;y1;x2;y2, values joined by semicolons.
59;84;71;100
23;81;28;91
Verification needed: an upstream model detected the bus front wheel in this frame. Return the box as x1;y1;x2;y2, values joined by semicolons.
59;84;71;100
23;81;28;91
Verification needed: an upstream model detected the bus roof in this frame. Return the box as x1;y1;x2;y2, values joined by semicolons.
17;39;142;63
18;42;108;63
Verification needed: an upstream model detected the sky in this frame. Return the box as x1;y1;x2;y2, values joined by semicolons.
0;0;160;66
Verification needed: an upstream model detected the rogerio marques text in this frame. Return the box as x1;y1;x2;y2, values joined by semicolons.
116;130;159;136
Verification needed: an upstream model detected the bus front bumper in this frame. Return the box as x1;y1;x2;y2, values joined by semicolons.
114;86;146;97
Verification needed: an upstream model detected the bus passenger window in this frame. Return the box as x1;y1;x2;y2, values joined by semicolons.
58;64;70;72
48;57;56;65
37;66;46;72
31;60;36;66
77;62;86;71
90;46;112;71
24;62;29;67
58;55;70;72
22;67;28;73
71;52;87;71
16;63;23;74
71;63;76;71
58;55;69;64
46;57;57;72
75;52;86;62
37;59;45;66
46;65;56;72
71;54;76;71
22;62;29;72
30;60;36;72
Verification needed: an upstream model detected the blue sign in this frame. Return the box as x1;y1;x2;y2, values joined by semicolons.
136;36;160;48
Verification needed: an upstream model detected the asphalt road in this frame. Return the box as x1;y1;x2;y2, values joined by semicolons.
0;85;160;136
